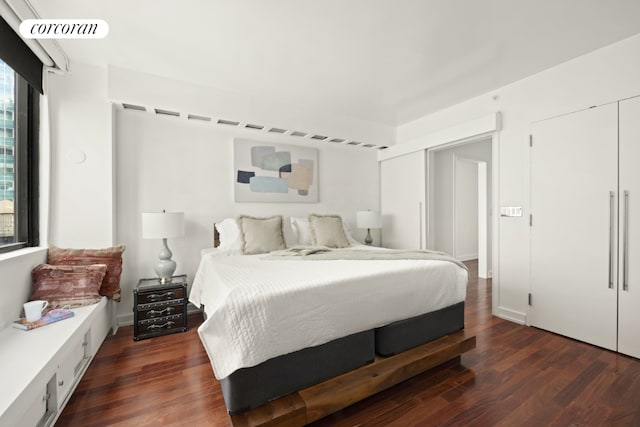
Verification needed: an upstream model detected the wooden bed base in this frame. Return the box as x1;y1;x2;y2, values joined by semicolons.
230;330;476;427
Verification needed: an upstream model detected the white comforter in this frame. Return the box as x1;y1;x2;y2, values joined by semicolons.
189;246;468;379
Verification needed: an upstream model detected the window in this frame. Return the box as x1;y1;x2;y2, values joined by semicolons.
0;58;38;252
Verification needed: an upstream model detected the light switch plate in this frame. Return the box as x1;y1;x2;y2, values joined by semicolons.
500;206;523;217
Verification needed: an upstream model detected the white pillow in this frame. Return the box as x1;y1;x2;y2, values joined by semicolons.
281;216;297;248
215;218;243;253
342;221;359;245
291;216;313;246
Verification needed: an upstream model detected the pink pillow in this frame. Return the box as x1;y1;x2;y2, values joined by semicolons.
31;264;107;308
48;245;125;302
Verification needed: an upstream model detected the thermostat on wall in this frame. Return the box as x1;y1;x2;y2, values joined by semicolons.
500;206;523;217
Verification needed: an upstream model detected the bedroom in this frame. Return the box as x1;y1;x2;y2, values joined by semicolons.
1;0;640;426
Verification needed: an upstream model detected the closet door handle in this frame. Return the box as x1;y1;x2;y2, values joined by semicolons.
623;190;630;291
609;191;615;289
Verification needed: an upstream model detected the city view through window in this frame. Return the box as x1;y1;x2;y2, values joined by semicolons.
0;59;15;245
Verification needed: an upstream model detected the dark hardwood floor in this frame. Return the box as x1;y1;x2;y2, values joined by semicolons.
58;261;640;426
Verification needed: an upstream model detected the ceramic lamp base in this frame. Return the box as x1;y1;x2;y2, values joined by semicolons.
155;238;177;282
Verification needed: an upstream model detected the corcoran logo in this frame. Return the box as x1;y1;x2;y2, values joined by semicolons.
19;19;108;39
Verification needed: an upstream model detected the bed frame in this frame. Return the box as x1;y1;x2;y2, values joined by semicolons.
209;224;475;425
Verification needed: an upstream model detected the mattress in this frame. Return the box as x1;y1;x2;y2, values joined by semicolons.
189;246;468;379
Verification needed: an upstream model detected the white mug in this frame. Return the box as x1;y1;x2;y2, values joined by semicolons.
24;300;49;322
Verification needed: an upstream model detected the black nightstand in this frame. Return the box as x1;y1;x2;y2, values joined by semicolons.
133;274;188;341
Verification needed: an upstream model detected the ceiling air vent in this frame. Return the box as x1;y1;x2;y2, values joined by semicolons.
155;108;180;117
188;114;212;122
217;119;240;126
122;103;146;111
120;104;379;151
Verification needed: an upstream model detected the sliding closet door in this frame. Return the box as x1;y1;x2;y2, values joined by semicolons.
618;96;640;359
530;103;618;350
380;151;426;249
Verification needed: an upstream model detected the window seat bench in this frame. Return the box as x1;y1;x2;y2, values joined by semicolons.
0;297;111;426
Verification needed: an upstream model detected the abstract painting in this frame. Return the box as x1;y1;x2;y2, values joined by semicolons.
234;139;318;202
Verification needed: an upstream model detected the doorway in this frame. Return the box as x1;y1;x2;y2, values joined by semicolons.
427;138;492;278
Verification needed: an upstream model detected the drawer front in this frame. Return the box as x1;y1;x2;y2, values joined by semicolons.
137;302;183;321
135;314;186;339
136;286;185;304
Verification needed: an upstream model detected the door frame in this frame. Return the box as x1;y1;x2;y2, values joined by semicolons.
426;133;499;311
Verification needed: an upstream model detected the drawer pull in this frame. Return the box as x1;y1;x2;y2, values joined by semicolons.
58;380;64;387
147;321;175;331
147;307;175;317
148;292;175;301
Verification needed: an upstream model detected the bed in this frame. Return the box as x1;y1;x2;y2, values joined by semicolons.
188;216;471;421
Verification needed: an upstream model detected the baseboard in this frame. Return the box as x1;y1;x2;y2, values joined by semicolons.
117;303;202;327
495;306;526;325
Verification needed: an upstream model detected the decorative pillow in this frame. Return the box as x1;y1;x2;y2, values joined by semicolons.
47;245;125;302
31;264;107;308
237;215;286;254
308;214;351;248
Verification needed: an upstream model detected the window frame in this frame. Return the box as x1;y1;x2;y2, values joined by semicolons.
0;72;39;254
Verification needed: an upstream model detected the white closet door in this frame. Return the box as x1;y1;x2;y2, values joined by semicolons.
380;151;426;249
530;103;618;350
619;96;640;359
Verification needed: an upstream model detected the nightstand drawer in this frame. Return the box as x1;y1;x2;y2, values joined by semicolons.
136;287;185;304
137;303;183;321
136;314;186;337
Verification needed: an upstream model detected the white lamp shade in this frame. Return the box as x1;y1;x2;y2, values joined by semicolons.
142;212;185;239
356;211;382;229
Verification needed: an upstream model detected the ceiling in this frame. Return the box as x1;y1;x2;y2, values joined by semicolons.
28;0;640;125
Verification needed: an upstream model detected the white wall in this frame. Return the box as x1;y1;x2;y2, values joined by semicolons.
48;63;115;248
115;110;380;324
454;159;478;260
397;33;640;324
431;140;492;262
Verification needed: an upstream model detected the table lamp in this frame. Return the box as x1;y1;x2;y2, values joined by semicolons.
356;210;382;246
142;210;185;283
